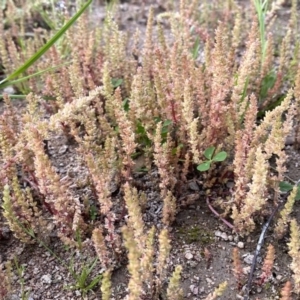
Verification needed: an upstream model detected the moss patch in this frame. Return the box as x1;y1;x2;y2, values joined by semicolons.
177;225;213;244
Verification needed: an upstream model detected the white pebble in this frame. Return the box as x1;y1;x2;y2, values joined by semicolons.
41;274;52;284
185;252;193;260
237;241;244;249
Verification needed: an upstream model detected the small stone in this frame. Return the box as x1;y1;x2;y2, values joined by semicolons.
185;252;193;260
257;287;262;293
276;275;283;281
215;230;222;237
220;232;228;241
192;286;199;295
58;145;68;155
243;266;251;275
237;241;244;249
243;254;254;265
3;86;15;94
189;284;199;295
188;181;199;191
41;274;52;284
228;235;233;241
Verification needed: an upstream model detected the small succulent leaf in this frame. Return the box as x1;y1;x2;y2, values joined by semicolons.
260;70;276;100
279;181;293;193
161;126;169;134
212;151;227;162
197;162;211;172
111;78;123;88
204;147;215;160
163;119;173;127
122;98;129;111
136;122;146;134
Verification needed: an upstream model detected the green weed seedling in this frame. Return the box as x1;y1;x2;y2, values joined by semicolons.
197;146;227;172
13;257;31;300
111;78;123;88
65;257;102;297
253;0;268;63
9;218;102;298
260;70;277;101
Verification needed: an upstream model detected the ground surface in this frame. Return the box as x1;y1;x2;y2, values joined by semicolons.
0;1;300;300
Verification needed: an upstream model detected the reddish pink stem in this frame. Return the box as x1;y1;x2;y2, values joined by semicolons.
206;197;235;230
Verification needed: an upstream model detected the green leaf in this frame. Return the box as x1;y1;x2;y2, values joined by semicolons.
0;62;70;89
259;70;276;100
279;182;300;201
78;268;88;286
161;126;169;134
136;122;146;135
154;116;161;123
87;258;98;274
212;151;227;162
279;181;293;193
191;37;200;60
84;274;102;290
171;143;184;156
296;186;300;201
197;162;211;172
0;0;92;88
239;76;249;104
111;78;123;88
204;146;215;160
163;119;173;127
122;98;130;112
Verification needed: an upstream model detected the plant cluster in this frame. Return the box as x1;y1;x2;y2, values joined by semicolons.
0;0;300;298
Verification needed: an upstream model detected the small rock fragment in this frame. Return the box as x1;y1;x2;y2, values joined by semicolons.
243;254;254;265
243;266;251;274
188;181;199;191
220;232;228;241
215;230;221;237
185;252;193;260
189;284;199;295
41;274;52;284
206;277;214;285
237;241;244;249
58;145;68;155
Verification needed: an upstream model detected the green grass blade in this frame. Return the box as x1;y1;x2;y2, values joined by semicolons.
0;62;70;89
0;0;92;87
0;95;27;99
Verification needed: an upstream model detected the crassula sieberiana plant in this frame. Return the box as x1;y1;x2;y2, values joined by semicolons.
1;0;300;298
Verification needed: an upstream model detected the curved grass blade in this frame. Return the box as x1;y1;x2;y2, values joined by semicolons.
0;62;70;90
0;0;92;87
